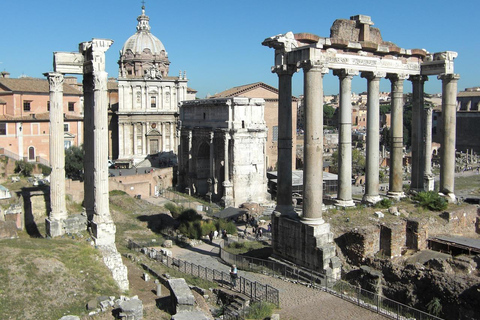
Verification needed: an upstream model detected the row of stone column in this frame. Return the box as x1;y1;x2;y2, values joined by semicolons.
274;62;459;225
119;121;176;157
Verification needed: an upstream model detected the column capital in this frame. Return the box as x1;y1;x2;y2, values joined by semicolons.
409;74;429;83
271;64;296;76
44;72;64;92
438;73;460;81
297;60;329;74
333;69;358;79
386;73;409;82
360;71;386;81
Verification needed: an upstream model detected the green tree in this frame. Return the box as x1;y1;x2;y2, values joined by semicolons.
380;104;391;115
330;149;365;175
323;104;336;125
65;145;84;180
14;160;34;177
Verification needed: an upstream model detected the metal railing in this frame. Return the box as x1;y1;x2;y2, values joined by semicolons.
127;240;280;308
219;239;443;320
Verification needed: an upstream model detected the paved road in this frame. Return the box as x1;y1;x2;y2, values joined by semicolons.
168;239;387;320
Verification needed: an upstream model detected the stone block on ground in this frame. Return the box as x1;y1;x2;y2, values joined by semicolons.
118;298;143;320
163;239;173;248
171;310;210;320
0;220;18;239
59;316;80;320
168;278;195;313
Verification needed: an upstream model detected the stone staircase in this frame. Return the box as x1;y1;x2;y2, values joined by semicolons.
215;288;250;320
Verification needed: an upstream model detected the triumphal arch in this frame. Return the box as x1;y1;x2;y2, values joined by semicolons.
263;15;459;279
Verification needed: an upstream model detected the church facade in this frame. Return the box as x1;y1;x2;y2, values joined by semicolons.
115;6;189;167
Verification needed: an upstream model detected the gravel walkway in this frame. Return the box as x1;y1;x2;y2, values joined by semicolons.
170;240;387;320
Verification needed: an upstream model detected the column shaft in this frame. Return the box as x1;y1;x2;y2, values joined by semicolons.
334;69;356;207
362;72;384;204
424;107;434;190
275;67;296;217
410;75;428;191
388;74;406;198
439;74;460;200
302;64;326;224
45;72;67;237
83;73;95;221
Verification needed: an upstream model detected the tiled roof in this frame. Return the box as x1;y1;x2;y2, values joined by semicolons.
211;82;279;98
187;87;197;93
0;77;82;95
107;81;118;90
0;112;83;121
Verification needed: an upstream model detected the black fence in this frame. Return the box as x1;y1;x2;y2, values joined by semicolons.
127;240;279;308
219;239;443;320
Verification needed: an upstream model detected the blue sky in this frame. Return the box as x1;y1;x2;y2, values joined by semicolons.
2;0;478;98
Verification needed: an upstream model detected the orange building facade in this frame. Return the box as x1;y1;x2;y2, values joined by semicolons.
0;74;83;163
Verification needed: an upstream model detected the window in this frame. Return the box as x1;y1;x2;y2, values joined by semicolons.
47;101;50;111
23;101;31;111
68;102;75;112
64;124;69;132
151;96;157;108
272;126;279;142
0;123;6;135
64;141;72;149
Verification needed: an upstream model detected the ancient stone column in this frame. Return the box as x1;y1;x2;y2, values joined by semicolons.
424;106;434;191
208;131;215;200
387;74;407;199
45;72;67;237
222;132;233;206
439;73;460;201
274;66;296;218
301;62;328;224
410;75;428;191
361;71;385;204
334;69;357;207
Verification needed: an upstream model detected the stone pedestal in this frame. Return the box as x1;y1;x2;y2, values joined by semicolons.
424;174;435;191
45;218;64;238
271;215;341;280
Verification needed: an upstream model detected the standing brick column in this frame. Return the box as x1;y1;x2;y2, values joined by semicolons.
387;74;407;199
274;66;296;218
301;62;328;224
334;69;357;207
361;71;385;204
45;72;67;237
439;73;460;201
409;75;428;191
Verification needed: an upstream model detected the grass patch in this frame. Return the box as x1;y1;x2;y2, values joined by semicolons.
224;241;267;255
245;301;276;319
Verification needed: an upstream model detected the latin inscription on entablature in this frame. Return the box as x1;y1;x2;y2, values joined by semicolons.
421;60;454;76
54;52;84;74
324;54;420;74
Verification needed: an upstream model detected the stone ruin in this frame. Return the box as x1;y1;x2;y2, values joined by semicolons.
44;39;128;291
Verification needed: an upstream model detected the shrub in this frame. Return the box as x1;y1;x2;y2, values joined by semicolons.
245;302;275;320
178;209;202;222
164;202;184;219
426;297;442;317
38;164;52;176
375;198;392;209
109;190;127;196
14;160;34;177
414;191;447;211
215;219;237;235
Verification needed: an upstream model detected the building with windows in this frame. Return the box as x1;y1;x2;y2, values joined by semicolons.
0;72;83;163
211;82;298;171
114;5;190;167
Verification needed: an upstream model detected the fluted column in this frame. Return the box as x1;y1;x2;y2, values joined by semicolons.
439;73;460;201
334;69;357;207
410;75;428;191
301;62;328;224
83;73;95;221
387;74;407;199
273;65;296;218
424;106;434;191
361;71;385;204
208;131;215;198
45;72;67;237
133;123;137;155
222;132;233;206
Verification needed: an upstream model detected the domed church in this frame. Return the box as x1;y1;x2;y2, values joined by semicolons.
116;5;188;166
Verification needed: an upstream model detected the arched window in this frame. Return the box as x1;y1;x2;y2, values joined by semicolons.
28;147;35;161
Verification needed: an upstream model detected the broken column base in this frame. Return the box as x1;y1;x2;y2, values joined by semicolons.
424;174;435;191
362;194;382;205
46;218;65;238
271;214;341;281
91;219;129;291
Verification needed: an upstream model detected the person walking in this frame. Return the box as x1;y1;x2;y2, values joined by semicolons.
230;264;238;287
208;230;214;243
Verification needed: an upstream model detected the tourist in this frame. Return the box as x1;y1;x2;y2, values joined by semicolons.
230;264;238;287
208;231;214;243
213;229;219;239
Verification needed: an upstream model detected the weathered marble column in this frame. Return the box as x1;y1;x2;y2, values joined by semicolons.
439;73;460;201
387;74;407;199
274;66;296;218
424;106;434;191
222;132;233;207
361;72;385;204
45;72;67;237
301;62;328;224
410;75;428;191
334;69;357;207
207;131;215;200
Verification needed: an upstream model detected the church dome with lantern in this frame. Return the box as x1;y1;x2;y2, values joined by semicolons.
118;5;170;79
